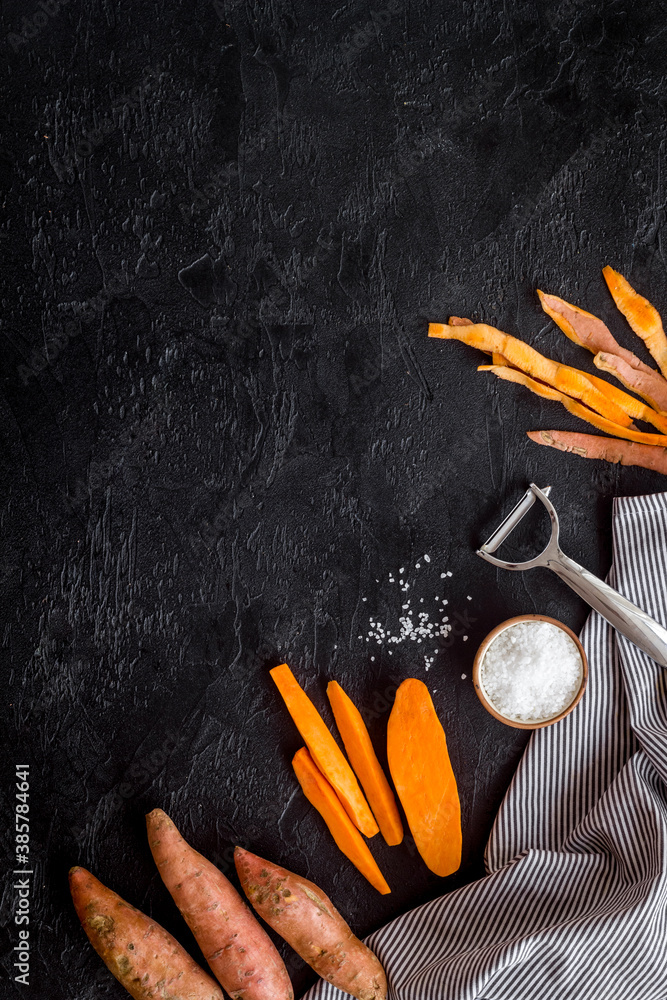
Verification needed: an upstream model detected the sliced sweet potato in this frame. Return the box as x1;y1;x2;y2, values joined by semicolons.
326;681;402;847
292;747;390;894
387;679;461;878
69;866;224;1000
602;266;667;378
429;322;633;427
270;663;378;838
481;364;667;446
146;809;293;1000
234;848;387;1000
537;289;657;375
527;429;667;474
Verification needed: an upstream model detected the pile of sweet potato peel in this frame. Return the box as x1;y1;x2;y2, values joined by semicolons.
429;267;667;475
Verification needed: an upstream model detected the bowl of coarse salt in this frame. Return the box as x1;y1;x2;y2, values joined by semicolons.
472;615;588;729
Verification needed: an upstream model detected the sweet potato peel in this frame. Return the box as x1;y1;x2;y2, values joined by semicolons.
480;365;667;446
583;367;667;432
594;351;667;415
537;290;657;376
602;266;667;378
528;430;667;474
429;322;634;427
292;747;391;894
431;270;667;477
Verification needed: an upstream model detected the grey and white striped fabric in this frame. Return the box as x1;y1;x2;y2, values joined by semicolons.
304;492;667;1000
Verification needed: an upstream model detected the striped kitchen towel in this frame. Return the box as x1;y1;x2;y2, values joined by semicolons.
304;491;667;1000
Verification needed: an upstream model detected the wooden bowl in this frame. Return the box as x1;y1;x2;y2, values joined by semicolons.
472;614;588;729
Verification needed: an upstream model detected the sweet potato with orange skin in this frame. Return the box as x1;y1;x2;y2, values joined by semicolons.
292;747;391;894
527;429;667;474
387;679;461;878
429;321;634;426
480;364;667;446
234;847;387;1000
602;266;667;378
69;866;223;1000
270;663;378;838
146;809;293;1000
326;681;403;847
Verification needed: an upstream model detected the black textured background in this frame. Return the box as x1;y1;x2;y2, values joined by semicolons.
3;1;667;996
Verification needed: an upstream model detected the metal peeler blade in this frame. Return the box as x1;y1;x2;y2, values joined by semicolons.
479;485;551;555
476;483;667;669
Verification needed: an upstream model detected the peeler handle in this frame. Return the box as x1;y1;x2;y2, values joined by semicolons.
547;549;667;668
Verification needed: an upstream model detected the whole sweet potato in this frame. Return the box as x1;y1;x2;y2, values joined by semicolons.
69;865;223;1000
234;847;386;1000
146;809;293;1000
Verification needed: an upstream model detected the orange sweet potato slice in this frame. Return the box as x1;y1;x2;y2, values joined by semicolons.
270;664;378;838
387;679;461;878
528;430;667;475
481;364;667;446
602;266;667;378
327;681;403;847
292;747;391;894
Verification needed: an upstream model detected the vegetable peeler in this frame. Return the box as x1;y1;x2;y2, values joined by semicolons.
477;483;667;668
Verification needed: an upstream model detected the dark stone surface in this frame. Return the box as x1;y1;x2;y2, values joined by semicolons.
3;0;667;995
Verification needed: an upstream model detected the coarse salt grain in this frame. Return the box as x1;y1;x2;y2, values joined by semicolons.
481;621;582;723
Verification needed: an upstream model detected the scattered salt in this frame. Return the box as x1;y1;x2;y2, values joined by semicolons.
481;621;582;723
424;554;431;562
461;673;466;679
360;564;462;664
